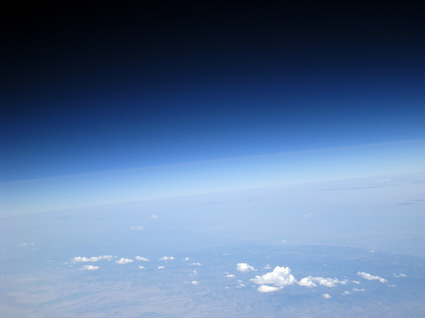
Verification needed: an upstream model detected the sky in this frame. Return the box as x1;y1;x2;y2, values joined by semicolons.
1;5;425;316
1;2;424;215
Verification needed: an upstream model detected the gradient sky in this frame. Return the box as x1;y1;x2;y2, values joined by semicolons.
1;2;424;215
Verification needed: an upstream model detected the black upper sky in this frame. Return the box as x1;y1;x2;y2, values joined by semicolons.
1;2;424;181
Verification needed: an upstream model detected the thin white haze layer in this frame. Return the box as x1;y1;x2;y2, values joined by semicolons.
2;140;424;216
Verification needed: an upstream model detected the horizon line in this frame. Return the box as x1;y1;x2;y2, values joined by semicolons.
2;138;424;185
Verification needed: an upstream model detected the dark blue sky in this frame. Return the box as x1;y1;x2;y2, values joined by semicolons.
2;2;424;182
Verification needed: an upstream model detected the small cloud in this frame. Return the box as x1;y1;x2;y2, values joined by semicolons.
368;248;375;253
343;291;351;295
357;272;388;283
281;240;286;244
351;280;360;284
80;265;99;271
298;276;346;288
251;266;296;290
18;242;35;247
115;258;134;264
393;273;407;278
322;294;331;299
226;274;235;278
237;279;245;287
236;263;256;272
303;213;313;218
298;276;317;288
135;256;149;261
258;285;282;293
190;262;201;266
353;288;365;292
158;266;165;269
191;281;199;285
72;255;113;263
131;226;144;231
182;257;190;261
264;264;271;270
151;215;158;219
138;266;145;270
159;256;175;261
192;270;197;275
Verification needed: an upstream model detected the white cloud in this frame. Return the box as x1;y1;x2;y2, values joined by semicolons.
298;276;317;287
237;279;245;287
322;293;331;299
351;280;360;284
343;291;351;295
191;281;199;285
151;214;158;219
18;242;35;247
226;274;235;278
250;265;351;294
115;258;134;264
182;257;190;261
138;266;145;269
258;285;282;293
393;273;407;278
298;276;346;288
192;270;197;275
303;213;313;218
131;226;144;231
80;265;99;270
251;266;296;289
353;288;365;292
190;262;201;266
159;256;175;261
158;266;165;269
135;256;149;261
264;264;271;270
72;255;113;263
236;263;256;272
357;272;388;283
